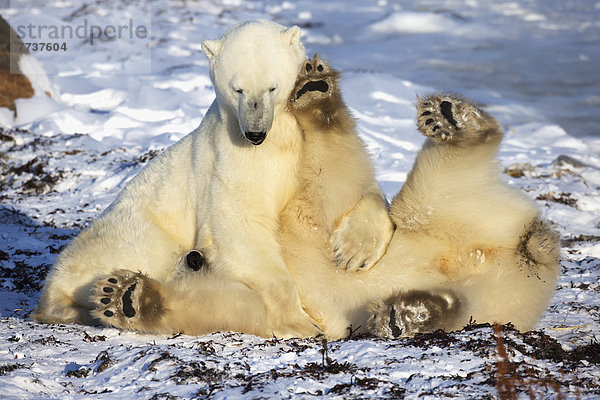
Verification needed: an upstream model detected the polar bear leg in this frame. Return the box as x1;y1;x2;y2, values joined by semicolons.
289;55;394;272
391;93;507;234
237;263;322;338
366;290;461;338
91;268;273;336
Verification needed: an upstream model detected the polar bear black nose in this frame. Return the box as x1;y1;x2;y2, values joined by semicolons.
245;131;267;145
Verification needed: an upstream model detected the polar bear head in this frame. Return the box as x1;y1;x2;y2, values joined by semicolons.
202;20;306;145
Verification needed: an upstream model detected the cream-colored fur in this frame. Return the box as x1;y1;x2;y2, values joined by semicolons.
283;55;394;273
283;93;560;338
34;20;322;338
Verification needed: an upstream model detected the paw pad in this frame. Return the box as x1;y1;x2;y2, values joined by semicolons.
439;100;458;128
368;290;461;338
415;93;500;145
416;96;461;141
388;305;403;338
122;283;137;318
291;54;335;104
94;272;141;323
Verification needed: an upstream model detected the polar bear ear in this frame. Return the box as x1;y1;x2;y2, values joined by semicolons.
201;39;222;60
280;25;302;46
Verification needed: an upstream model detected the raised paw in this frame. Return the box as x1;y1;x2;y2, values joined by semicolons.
330;194;394;272
91;269;165;331
289;53;342;123
367;290;460;338
416;93;502;145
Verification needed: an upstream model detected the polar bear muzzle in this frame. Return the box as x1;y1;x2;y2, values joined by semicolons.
238;95;274;145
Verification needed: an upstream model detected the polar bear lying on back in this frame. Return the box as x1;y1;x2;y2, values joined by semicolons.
281;57;560;338
33;20;394;338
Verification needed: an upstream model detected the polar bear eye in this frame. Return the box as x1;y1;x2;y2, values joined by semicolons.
269;87;277;93
234;88;243;94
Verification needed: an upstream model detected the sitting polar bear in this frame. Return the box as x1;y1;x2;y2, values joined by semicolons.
33;20;394;338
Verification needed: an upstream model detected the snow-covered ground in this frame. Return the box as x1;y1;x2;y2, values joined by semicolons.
1;0;599;398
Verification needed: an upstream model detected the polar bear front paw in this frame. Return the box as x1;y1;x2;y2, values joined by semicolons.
330;194;394;272
289;54;341;125
367;290;460;338
92;269;165;330
416;93;501;145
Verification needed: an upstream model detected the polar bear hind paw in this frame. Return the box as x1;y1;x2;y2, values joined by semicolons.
367;290;460;338
92;269;165;330
416;93;501;145
517;218;560;276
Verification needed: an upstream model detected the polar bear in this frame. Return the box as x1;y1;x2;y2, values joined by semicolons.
69;54;393;338
280;66;560;338
34;20;396;338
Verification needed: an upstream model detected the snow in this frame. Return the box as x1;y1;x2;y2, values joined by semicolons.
368;12;458;35
1;0;600;398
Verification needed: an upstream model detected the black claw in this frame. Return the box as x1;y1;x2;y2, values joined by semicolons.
108;278;118;284
101;298;110;305
425;118;434;125
103;287;113;293
104;310;114;317
345;257;355;270
421;111;431;116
